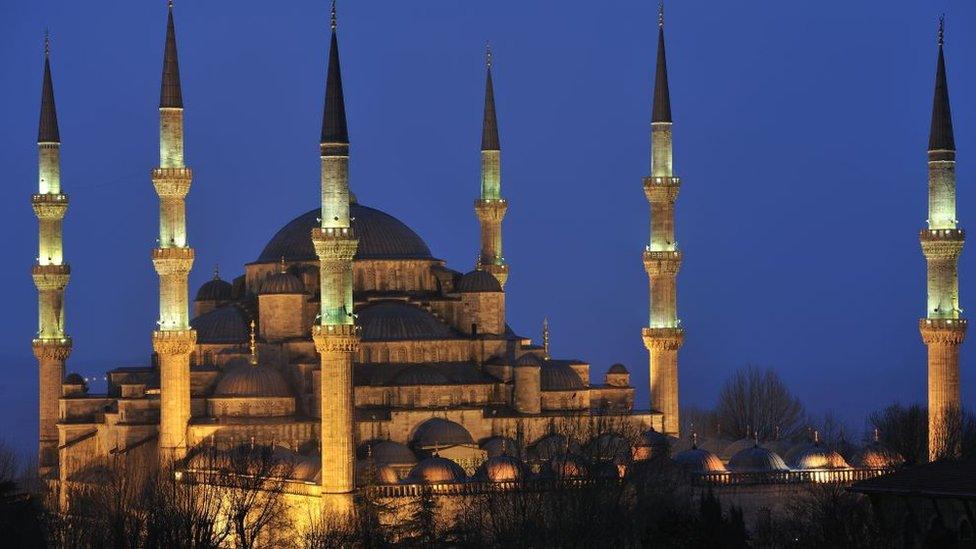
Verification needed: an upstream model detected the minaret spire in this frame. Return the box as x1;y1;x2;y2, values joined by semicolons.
33;32;72;475
543;317;551;360
919;15;966;461
474;42;509;287
642;3;684;437
152;1;196;464
311;0;360;517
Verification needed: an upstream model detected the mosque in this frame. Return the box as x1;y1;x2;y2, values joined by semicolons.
30;1;943;525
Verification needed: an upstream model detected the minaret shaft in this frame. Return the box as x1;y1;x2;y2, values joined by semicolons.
920;29;966;460
642;19;683;437
312;14;358;516
33;46;71;473
153;6;195;463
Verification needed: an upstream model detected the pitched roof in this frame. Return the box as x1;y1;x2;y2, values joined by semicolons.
929;42;955;151
651;26;671;123
160;6;183;108
38;53;60;142
321;30;349;144
852;458;976;499
482;67;500;150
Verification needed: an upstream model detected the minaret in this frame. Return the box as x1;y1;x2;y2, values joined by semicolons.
152;1;196;462
311;2;359;516
32;33;71;474
474;43;509;287
641;3;683;436
920;17;966;460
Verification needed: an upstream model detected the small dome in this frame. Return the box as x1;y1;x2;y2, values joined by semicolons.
391;365;450;386
190;305;249;344
673;447;727;474
456;270;502;293
592;462;623;479
258;203;433;263
607;363;629;374
784;441;813;464
547;454;588;479
480;436;521;459
540;362;585;391
213;363;292;398
357;440;417;466
195;276;233;302
357;301;456;341
760;439;794;459
260;271;305;295
412;418;474;449
789;443;849;470
529;434;580;461
586;433;632;463
282;451;321;482
721;437;758;461
373;465;400;484
405;456;466;484
727;445;789;473
633;429;671;461
851;443;904;469
64;373;86;385
476;455;524;482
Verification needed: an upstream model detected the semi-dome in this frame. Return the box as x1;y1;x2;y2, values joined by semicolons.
476;455;524;482
391;365;450;386
258;203;433;263
412;418;474;449
789;444;849;470
673;446;728;474
195;276;232;302
190;305;249;344
357;440;418;465
540;362;585;391
357;301;456;341
260;272;305;295
515;353;544;368
405;455;466;484
214;363;292;398
456;269;502;293
727;445;789;473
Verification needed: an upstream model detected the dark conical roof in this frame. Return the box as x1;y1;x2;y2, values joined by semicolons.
929;39;954;151
482;66;500;151
321;29;349;144
651;25;671;123
38;52;60;143
160;5;183;108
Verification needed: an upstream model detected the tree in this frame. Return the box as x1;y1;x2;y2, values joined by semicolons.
715;365;806;441
867;403;928;465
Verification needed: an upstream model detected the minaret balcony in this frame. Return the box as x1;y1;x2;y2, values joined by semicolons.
920;318;967;345
311;227;358;263
643;176;681;203
31;193;68;220
152;168;193;197
474;199;508;221
32;264;70;290
920;229;964;260
152;247;194;275
643;250;682;277
920;228;964;242
312;324;361;354
642;327;684;351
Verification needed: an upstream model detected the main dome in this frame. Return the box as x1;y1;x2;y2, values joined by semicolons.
257;203;433;263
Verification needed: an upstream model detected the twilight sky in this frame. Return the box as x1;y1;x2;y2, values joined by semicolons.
1;0;974;457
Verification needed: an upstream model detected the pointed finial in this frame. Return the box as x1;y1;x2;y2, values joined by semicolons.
774;425;780;441
542;317;551;360
873;427;880;443
658;1;664;29
691;431;698;449
44;29;50;57
213;265;220;280
813;430;820;444
249;320;257;365
938;14;945;47
279;256;287;274
753;430;759;446
486;42;493;70
331;0;337;31
168;0;174;11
